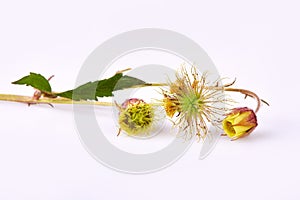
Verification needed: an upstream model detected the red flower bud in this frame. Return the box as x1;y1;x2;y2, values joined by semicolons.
222;107;258;140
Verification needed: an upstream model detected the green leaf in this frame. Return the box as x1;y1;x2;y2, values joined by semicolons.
57;73;146;101
113;75;146;90
57;81;100;101
12;72;52;93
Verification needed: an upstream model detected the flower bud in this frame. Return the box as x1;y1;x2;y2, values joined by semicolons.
222;107;258;140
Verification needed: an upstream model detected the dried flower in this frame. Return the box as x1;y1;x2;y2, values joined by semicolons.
162;66;227;140
222;107;258;140
163;93;179;118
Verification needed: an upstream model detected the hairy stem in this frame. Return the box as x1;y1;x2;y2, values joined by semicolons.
0;94;113;106
224;88;261;113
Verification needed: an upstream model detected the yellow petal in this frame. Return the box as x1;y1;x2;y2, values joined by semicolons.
226;113;240;123
233;111;251;125
222;120;236;138
233;125;253;135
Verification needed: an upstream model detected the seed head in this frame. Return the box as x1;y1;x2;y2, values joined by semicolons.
162;66;227;140
118;98;155;136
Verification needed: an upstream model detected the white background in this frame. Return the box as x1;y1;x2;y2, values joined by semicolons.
0;0;299;199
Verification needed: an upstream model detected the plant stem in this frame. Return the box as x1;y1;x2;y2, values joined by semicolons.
0;93;164;107
224;88;261;113
130;83;168;88
0;94;113;106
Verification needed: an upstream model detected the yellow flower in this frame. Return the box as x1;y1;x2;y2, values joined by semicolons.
222;107;258;140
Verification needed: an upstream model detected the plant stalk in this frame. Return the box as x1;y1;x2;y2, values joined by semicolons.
0;94;113;106
224;88;261;113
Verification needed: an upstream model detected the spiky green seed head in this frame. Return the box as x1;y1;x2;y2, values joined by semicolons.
119;98;154;135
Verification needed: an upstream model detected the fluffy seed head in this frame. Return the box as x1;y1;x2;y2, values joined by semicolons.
163;66;227;140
